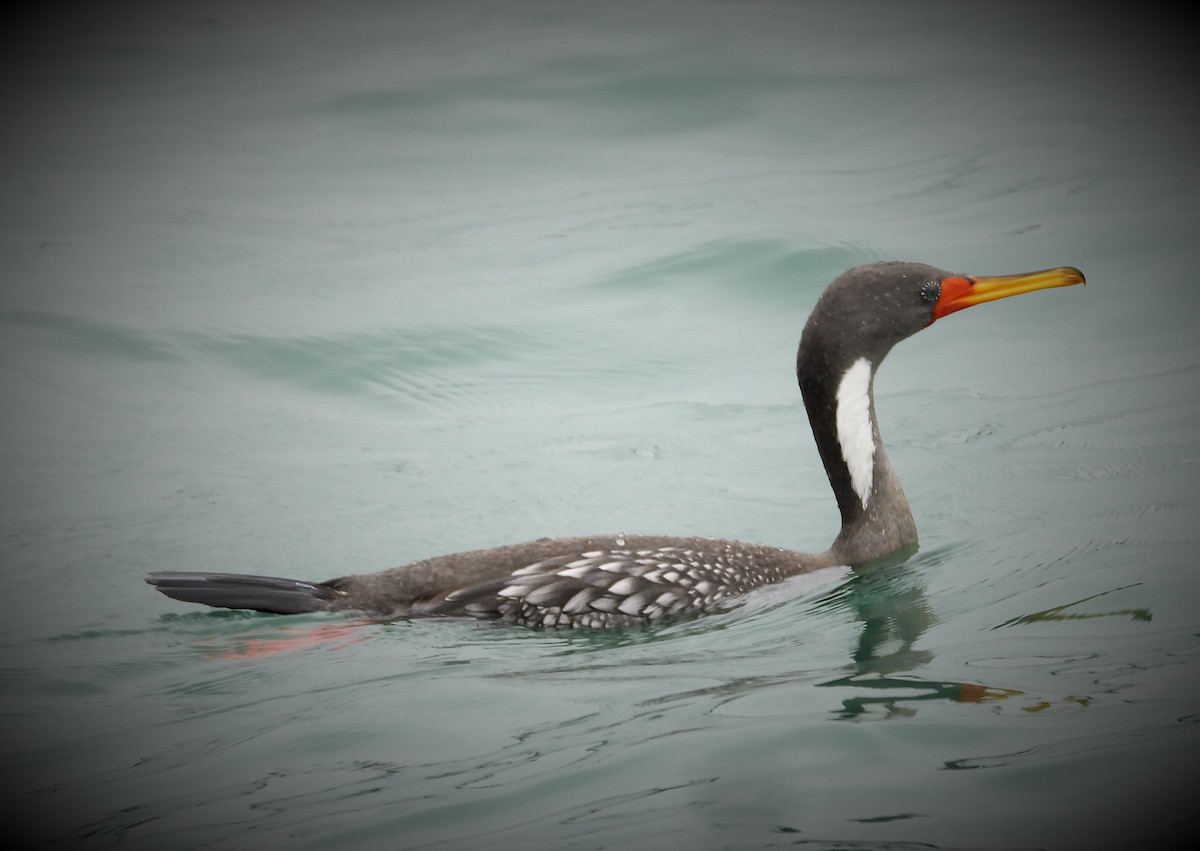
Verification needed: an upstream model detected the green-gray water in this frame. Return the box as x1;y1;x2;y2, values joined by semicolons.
4;2;1198;848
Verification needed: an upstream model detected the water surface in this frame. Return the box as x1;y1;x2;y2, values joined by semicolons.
3;2;1198;848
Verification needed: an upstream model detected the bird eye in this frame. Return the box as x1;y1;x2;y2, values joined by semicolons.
920;280;940;304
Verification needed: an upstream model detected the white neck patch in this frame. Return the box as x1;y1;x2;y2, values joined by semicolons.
835;357;875;509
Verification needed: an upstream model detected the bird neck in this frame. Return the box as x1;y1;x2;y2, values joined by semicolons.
798;355;918;565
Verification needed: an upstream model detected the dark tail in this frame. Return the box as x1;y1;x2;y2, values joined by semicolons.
145;571;342;615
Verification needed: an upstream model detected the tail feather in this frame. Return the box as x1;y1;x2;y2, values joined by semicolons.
145;571;341;615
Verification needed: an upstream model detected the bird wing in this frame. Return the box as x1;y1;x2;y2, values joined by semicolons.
424;545;758;628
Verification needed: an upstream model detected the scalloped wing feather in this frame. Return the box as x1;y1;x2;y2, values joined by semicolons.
424;545;782;628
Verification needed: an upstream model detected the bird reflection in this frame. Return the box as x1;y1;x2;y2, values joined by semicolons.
814;552;1016;720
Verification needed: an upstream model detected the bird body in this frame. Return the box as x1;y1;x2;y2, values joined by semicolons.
147;261;1084;628
149;535;834;628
